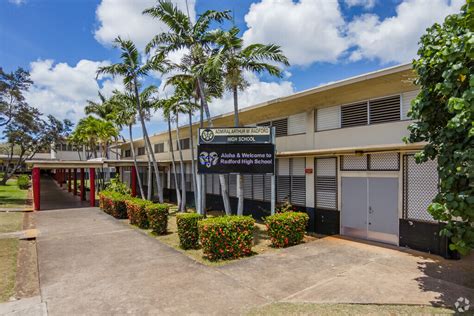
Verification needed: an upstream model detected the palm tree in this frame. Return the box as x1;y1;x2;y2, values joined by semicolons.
207;26;289;215
97;37;167;203
144;1;233;215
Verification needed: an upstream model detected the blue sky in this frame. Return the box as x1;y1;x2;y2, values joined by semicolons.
0;0;464;137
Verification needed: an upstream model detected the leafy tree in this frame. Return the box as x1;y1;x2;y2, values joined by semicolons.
97;37;168;203
206;26;289;215
405;0;473;255
1;105;71;185
0;67;33;127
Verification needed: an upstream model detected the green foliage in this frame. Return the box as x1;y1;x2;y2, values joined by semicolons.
16;175;29;190
146;203;169;235
105;174;130;195
405;1;474;255
198;216;254;260
125;198;152;229
98;191;129;219
265;212;309;248
276;201;297;213
176;213;204;249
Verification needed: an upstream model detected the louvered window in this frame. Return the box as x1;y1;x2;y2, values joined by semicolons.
264;174;272;202
257;121;271;127
288;113;306;135
276;158;306;206
369;96;400;124
253;174;264;201
177;138;190;150
401;90;419;120
137;147;146;156
205;174;213;194
124;150;131;157
316;105;341;131
277;158;290;202
244;174;253;199
341;101;368;128
212;174;220;194
154;143;165;153
273;118;288;137
228;174;237;197
315;158;337;210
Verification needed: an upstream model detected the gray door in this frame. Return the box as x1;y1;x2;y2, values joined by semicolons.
341;177;368;240
367;178;399;244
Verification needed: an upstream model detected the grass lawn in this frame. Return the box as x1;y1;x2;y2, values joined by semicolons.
0;238;19;302
0;178;29;209
0;212;24;233
247;302;455;315
146;207;317;266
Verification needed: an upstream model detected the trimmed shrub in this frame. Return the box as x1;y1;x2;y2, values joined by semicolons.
125;198;152;229
199;216;255;261
17;175;29;190
265;211;309;248
99;191;129;219
176;213;204;249
146;203;169;235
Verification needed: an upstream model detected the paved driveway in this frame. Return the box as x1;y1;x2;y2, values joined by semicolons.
33;177;474;315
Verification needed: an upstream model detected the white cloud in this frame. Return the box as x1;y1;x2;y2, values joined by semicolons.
94;0;196;51
347;0;464;63
242;0;348;66
344;0;376;9
24;59;123;123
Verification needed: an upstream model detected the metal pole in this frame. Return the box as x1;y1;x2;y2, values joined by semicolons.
271;126;276;215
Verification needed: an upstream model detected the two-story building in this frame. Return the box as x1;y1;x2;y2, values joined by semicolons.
119;63;454;258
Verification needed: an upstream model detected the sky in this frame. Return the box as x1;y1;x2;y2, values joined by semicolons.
0;0;465;138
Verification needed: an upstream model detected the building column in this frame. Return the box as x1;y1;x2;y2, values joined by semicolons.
131;166;137;197
68;169;72;192
80;168;85;201
59;169;63;187
73;168;77;196
89;168;95;207
33;167;40;211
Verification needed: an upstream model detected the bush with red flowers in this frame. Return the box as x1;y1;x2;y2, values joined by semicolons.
198;216;255;261
265;211;308;248
125;198;152;229
146;203;169;235
98;191;129;219
176;213;204;249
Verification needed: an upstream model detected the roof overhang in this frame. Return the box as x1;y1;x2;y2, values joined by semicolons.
25;159;152;169
277;142;425;158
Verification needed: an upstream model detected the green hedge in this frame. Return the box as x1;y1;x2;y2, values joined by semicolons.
176;213;204;249
17;175;29;190
125;198;152;229
99;191;130;219
199;216;255;260
146;203;169;235
265;212;309;248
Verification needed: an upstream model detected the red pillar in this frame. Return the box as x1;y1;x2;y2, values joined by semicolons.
131;166;137;197
80;168;85;201
89;168;95;207
73;168;77;196
59;169;63;187
33;167;40;211
68;169;72;192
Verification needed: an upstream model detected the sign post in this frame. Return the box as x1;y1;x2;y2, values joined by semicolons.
197;127;276;214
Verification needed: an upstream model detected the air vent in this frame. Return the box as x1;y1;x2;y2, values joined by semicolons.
369;96;400;124
341;102;368;128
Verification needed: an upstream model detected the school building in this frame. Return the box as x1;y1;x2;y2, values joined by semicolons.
119;63;455;258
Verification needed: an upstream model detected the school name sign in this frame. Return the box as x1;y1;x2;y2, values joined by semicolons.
197;127;275;174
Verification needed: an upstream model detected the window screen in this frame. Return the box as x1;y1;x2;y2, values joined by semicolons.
369;96;400;124
288;113;306;135
315;157;338;210
316;106;340;131
341;155;368;170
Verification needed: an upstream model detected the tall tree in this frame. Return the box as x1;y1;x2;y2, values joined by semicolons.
144;1;233;215
97;37;167;203
0;67;32;127
405;0;473;255
207;26;289;215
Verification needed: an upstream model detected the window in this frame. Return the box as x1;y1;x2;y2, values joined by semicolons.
124;150;131;158
315;157;337;210
177;138;190;150
288;113;306;135
257;118;288;137
316;106;340;131
276;158;306;206
154;143;165;153
369;96;400;124
137;147;145;156
341;153;399;171
341;101;368;128
401;90;419;120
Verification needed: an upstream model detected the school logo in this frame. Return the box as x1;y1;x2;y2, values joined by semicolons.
199;151;219;168
200;129;215;143
455;297;470;313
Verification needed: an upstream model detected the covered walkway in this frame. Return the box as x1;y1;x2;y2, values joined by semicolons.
39;176;89;210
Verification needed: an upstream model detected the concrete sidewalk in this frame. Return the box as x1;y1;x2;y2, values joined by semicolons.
25;177;474;314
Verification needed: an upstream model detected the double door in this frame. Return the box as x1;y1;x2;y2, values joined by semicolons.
341;177;399;245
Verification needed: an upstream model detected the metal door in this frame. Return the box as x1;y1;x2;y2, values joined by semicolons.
368;178;399;244
341;177;368;239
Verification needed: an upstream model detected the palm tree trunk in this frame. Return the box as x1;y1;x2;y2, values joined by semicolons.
133;78;164;203
199;97;205;215
188;110;198;212
129;124;145;199
167;115;181;208
147;158;152;200
175;113;186;212
197;77;232;215
233;86;244;216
